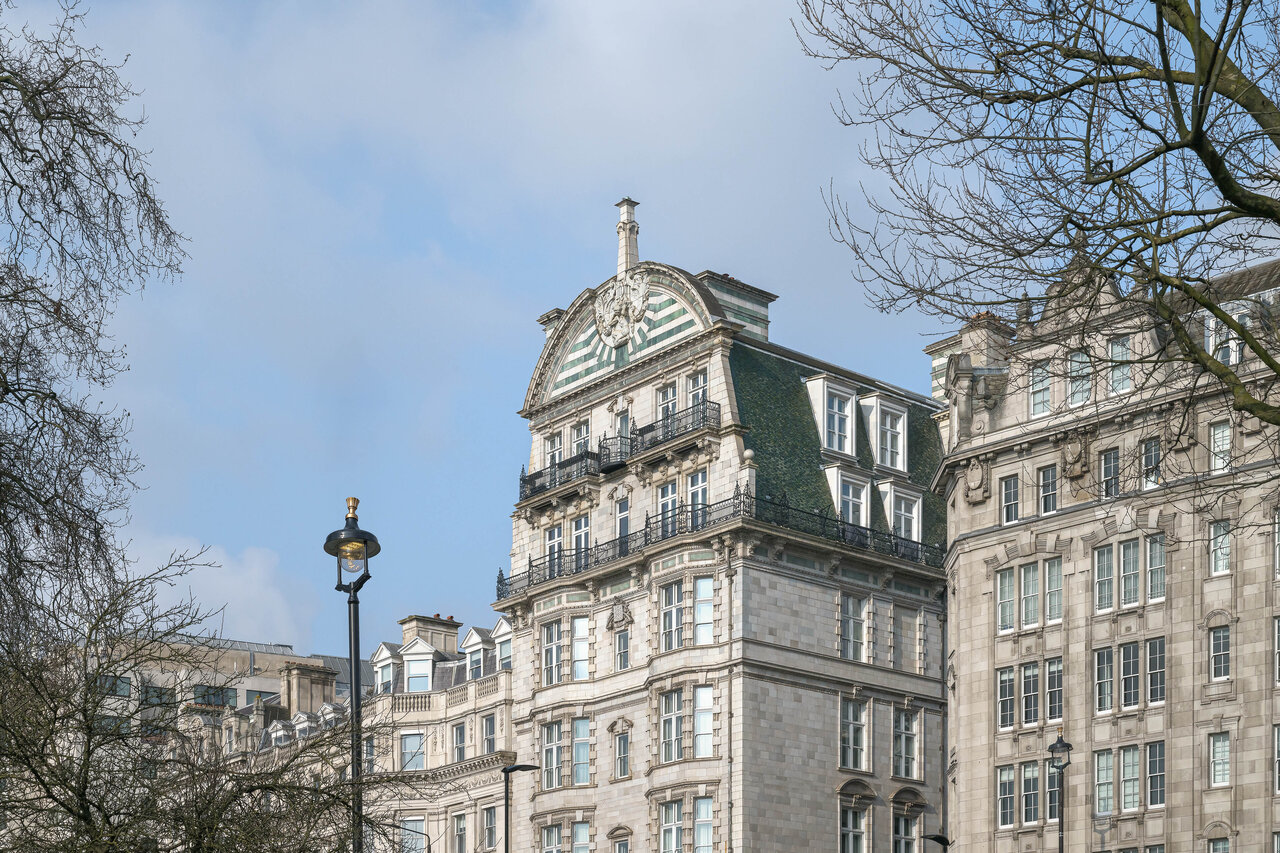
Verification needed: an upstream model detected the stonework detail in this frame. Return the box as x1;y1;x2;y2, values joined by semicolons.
593;270;649;348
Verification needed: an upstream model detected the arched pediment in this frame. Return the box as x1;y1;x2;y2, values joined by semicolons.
524;263;722;412
890;785;928;812
837;778;877;805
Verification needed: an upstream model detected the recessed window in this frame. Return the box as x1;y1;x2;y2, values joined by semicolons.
840;480;865;526
1021;562;1039;627
571;421;590;456
1120;539;1140;607
571;718;590;785
892;709;918;778
660;581;684;652
893;495;918;541
1094;545;1114;612
545;433;563;467
840;593;864;661
1120;642;1140;707
1209;732;1230;786
1030;361;1050;416
658;383;678;420
1120;744;1140;811
1001;476;1020;524
452;722;466;763
1046;558;1063;622
688;469;708;530
1210;626;1231;680
1109;336;1132;393
997;667;1015;729
1021;761;1040;823
1147;741;1165;807
1068;351;1091;405
615;731;630;778
694;798;713;853
1100;448;1120;498
840;806;865;853
1046;658;1063;721
840;697;866;770
997;766;1016;826
688;370;708;407
693;686;714;758
879;409;904;469
1210;421;1231;471
401;733;424;771
996;568;1015;632
693;577;714;645
482;714;496;754
1095;648;1114;713
1147;535;1166;601
660;689;683;763
614;624;630;671
468;649;483;681
541;722;562;790
1039;465;1058;514
571;616;589;681
405;659;430;693
1210;521;1231;575
1021;662;1039;724
1147;638;1165;703
1094;749;1114;815
1142;438;1162;489
659;801;682;853
542;622;562;686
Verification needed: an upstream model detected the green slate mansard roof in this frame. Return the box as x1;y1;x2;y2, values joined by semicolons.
523;260;944;547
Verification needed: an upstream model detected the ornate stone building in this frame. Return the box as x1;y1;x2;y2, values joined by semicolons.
932;263;1280;852
478;200;948;853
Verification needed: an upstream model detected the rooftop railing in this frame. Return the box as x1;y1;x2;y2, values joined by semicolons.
520;400;721;500
497;490;944;600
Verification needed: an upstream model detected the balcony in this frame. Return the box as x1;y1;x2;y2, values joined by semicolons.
497;490;944;600
520;400;722;500
519;450;601;501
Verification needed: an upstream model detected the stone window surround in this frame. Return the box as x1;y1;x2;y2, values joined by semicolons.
647;676;723;766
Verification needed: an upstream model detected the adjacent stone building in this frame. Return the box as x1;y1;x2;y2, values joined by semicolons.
932;262;1280;851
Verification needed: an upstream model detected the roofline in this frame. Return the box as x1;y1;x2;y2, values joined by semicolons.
694;269;779;303
734;338;939;410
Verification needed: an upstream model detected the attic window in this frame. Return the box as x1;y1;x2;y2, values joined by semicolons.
405;658;431;693
469;650;483;680
377;664;393;694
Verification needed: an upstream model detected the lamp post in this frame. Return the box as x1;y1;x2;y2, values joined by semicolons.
501;763;538;853
1048;728;1074;853
325;497;380;853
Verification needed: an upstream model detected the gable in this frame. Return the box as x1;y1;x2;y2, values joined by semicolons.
525;263;718;411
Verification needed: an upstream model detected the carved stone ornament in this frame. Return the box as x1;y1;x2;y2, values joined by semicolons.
594;269;650;347
606;598;633;631
963;457;990;504
1061;429;1090;479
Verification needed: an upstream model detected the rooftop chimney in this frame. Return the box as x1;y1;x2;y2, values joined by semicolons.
616;198;639;277
398;614;462;654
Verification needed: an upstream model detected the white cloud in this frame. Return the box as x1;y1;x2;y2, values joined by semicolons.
129;532;318;651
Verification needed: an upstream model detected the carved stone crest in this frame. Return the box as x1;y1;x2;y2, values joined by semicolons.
594;270;649;347
1060;429;1091;479
606;598;633;630
963;457;989;504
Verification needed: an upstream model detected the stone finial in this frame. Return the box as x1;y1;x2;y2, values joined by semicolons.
616;198;639;276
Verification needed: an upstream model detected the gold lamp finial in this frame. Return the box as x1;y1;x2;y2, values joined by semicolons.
346;497;359;519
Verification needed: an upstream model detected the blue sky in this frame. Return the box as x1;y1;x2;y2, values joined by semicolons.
43;1;942;655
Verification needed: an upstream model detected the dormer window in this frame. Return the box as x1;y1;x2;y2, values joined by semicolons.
405;658;431;693
469;650;483;680
499;639;512;670
378;663;393;694
878;409;903;469
272;728;290;747
826;393;849;452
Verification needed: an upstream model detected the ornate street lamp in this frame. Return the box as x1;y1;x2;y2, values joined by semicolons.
501;764;538;853
325;497;380;853
1048;728;1074;853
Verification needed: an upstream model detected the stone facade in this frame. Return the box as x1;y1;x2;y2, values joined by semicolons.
933;267;1280;852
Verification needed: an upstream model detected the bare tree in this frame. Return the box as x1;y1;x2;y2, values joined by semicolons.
797;0;1280;422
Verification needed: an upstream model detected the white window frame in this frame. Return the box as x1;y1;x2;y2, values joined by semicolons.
1046;657;1063;721
571;717;590;785
1045;557;1063;622
615;730;630;778
840;697;866;770
1120;745;1140;811
1210;420;1231;471
1109;335;1132;393
1147;637;1165;704
1120;539;1140;607
997;765;1016;827
1147;535;1166;602
1001;476;1019;524
1100;447;1120;498
892;708;918;778
840;478;866;526
693;577;714;645
1021;761;1040;823
1147;741;1165;807
996;569;1015;633
1210;625;1231;681
826;392;850;453
1142;438;1162;489
1209;732;1230;786
541;621;562;687
1095;545;1114;612
1095;749;1114;815
1039;464;1058;515
693;685;713;758
877;404;907;470
997;667;1015;729
660;689;683;763
401;731;425;771
545;432;563;467
1030;360;1051;416
452;721;466;763
1021;562;1039;627
1095;647;1113;714
1021;662;1039;725
659;801;682;853
541;722;563;790
687;369;708;407
657;383;678;420
571;616;589;681
571;421;590;456
892;493;919;542
405;657;431;693
1210;520;1231;575
660;581;684;652
840;593;864;661
1068;350;1091;405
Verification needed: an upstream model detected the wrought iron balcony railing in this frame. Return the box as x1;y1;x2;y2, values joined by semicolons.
520;400;722;500
519;450;601;501
497;490;944;600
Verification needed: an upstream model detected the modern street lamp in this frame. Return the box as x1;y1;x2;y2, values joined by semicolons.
501;763;539;853
325;497;381;853
1048;727;1074;853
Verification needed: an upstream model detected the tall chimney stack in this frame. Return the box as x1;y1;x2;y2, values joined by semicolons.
616;198;639;277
